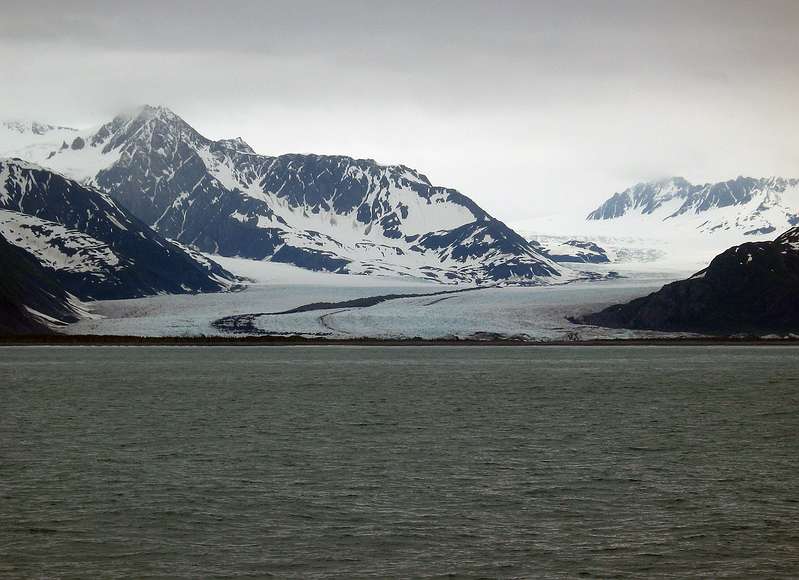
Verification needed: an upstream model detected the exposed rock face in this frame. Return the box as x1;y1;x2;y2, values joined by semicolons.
574;227;799;334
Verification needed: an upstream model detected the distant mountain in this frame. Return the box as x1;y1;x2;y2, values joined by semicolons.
0;233;81;334
0;158;236;301
2;120;77;136
0;120;78;166
574;227;799;334
587;176;799;237
531;238;610;264
3;106;573;284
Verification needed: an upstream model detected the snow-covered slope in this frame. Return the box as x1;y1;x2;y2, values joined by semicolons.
0;209;120;274
5;106;573;285
0;121;79;167
0;158;236;299
588;176;799;237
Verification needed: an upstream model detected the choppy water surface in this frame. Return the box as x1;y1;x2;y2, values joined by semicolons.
2;346;799;578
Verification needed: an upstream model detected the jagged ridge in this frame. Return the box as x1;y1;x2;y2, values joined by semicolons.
22;105;573;284
587;176;799;237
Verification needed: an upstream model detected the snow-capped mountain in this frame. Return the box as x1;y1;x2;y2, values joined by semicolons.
0;158;236;300
2;106;572;284
576;226;799;334
587;176;799;237
1;120;76;136
0;120;78;166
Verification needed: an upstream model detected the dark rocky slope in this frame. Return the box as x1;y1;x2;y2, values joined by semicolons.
0;234;79;334
574;228;799;334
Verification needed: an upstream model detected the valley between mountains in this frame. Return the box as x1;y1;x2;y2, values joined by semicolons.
2;107;797;339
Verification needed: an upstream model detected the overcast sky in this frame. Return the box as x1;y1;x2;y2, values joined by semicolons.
1;0;797;231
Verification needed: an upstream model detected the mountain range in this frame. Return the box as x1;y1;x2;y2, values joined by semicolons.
0;106;573;285
587;176;799;237
4;106;797;336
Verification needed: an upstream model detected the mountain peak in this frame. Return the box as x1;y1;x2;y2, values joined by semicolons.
127;104;181;122
631;176;690;192
665;176;690;188
88;104;205;154
650;175;680;184
216;136;255;154
107;105;190;133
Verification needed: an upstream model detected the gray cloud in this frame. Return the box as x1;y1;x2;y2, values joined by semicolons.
1;0;797;230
